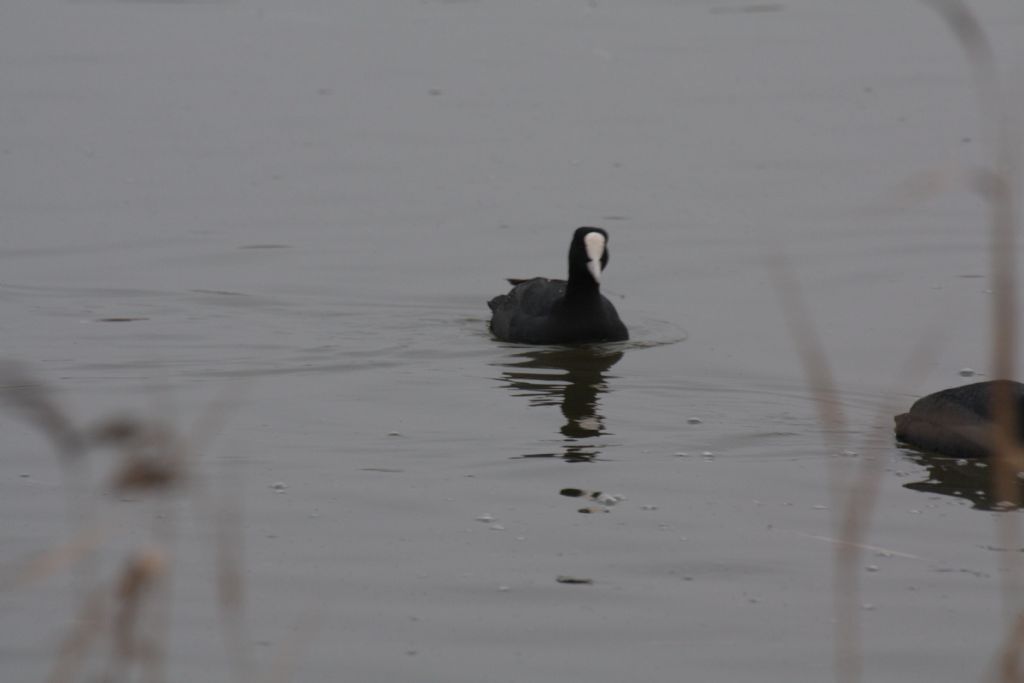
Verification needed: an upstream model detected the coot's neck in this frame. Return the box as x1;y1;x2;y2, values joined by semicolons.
564;259;601;306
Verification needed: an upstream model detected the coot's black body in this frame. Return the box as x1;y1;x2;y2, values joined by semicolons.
488;227;629;345
894;380;1024;458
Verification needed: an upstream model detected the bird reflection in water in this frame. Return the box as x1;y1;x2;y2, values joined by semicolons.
496;346;623;462
901;451;1023;511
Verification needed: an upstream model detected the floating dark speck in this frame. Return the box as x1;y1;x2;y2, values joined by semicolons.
556;575;594;585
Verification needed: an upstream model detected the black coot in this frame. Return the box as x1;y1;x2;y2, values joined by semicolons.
488;227;629;345
894;380;1024;458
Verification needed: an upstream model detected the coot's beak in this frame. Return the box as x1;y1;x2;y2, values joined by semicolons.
583;232;606;284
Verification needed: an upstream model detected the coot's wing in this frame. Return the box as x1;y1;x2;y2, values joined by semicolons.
488;278;566;316
488;278;567;342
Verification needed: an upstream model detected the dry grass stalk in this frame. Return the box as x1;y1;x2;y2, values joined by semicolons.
772;260;944;683
768;259;859;683
108;547;168;683
992;611;1024;683
0;360;85;459
46;585;109;683
0;525;103;593
0;363;261;683
919;5;1024;680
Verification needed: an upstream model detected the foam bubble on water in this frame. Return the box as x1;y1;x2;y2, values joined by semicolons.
687;417;703;425
270;482;287;492
475;513;496;523
595;492;624;506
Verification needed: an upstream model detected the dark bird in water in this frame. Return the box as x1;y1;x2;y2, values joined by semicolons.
488;227;629;345
894;380;1024;458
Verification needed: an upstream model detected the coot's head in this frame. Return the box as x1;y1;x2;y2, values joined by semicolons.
569;227;610;285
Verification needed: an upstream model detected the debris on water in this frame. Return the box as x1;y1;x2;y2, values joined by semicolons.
556;575;593;585
498;585;510;592
475;514;496;523
865;565;880;573
98;317;149;323
578;507;610;514
270;482;287;492
560;488;624;506
489;523;505;531
993;500;1019;511
959;368;976;377
387;431;402;437
956;459;968;466
674;451;689;457
701;451;715;460
687;417;703;424
641;505;658;511
838;450;858;458
862;603;876;611
974;462;988;468
812;505;828;510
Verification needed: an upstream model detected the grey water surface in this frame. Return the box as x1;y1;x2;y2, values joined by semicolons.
3;0;1024;681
